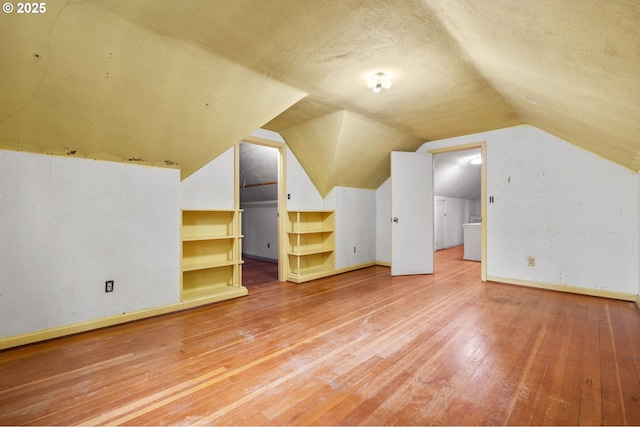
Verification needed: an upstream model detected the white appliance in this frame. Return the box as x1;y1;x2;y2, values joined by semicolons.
463;223;481;261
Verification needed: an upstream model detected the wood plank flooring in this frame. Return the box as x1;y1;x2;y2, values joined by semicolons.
242;256;279;290
1;246;639;425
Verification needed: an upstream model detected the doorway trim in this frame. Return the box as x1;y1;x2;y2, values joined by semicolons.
239;135;288;282
428;141;487;281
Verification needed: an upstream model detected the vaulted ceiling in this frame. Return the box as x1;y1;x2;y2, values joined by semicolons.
1;1;638;196
434;149;481;201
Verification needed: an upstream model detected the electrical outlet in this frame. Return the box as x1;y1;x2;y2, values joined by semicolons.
527;257;535;267
105;280;114;292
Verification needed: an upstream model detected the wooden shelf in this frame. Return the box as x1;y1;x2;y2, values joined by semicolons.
182;210;237;240
182;259;243;272
286;211;335;283
181;210;247;303
287;248;334;256
182;234;242;242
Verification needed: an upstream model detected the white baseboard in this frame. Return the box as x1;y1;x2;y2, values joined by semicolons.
333;262;378;275
486;275;637;302
0;289;248;351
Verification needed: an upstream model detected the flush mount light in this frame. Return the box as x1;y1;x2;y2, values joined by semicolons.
366;72;392;93
470;156;482;165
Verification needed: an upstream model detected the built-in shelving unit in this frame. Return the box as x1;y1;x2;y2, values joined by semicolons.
181;210;247;305
287;211;335;283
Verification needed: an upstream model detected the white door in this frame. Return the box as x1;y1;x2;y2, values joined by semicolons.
435;199;446;250
391;151;434;275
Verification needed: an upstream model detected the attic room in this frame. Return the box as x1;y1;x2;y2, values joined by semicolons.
1;0;639;425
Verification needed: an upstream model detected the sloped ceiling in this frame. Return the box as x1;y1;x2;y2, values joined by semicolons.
0;1;306;178
1;1;638;192
281;110;422;196
434;149;481;200
426;0;640;171
239;143;278;203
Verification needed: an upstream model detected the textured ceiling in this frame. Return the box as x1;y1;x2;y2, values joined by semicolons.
280;110;421;195
1;0;638;193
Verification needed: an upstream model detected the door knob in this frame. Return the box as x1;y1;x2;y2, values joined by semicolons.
393;217;399;223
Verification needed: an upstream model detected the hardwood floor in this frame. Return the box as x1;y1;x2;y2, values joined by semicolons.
1;246;639;425
242;256;279;290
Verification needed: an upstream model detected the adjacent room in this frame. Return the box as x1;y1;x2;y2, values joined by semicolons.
1;0;639;425
239;142;281;288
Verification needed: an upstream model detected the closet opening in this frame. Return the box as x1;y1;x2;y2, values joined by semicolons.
238;141;285;289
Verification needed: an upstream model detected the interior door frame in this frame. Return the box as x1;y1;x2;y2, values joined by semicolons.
428;142;487;281
238;135;288;282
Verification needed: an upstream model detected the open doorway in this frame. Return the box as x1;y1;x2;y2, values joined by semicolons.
431;145;485;278
238;142;280;289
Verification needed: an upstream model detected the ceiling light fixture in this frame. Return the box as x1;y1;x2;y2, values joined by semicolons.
367;72;392;93
470;156;482;165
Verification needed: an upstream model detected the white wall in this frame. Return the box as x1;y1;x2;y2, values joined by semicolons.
0;151;180;339
325;187;377;269
418;125;638;295
435;196;474;248
241;201;278;261
0;128;379;342
181;146;235;209
472;198;481;218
